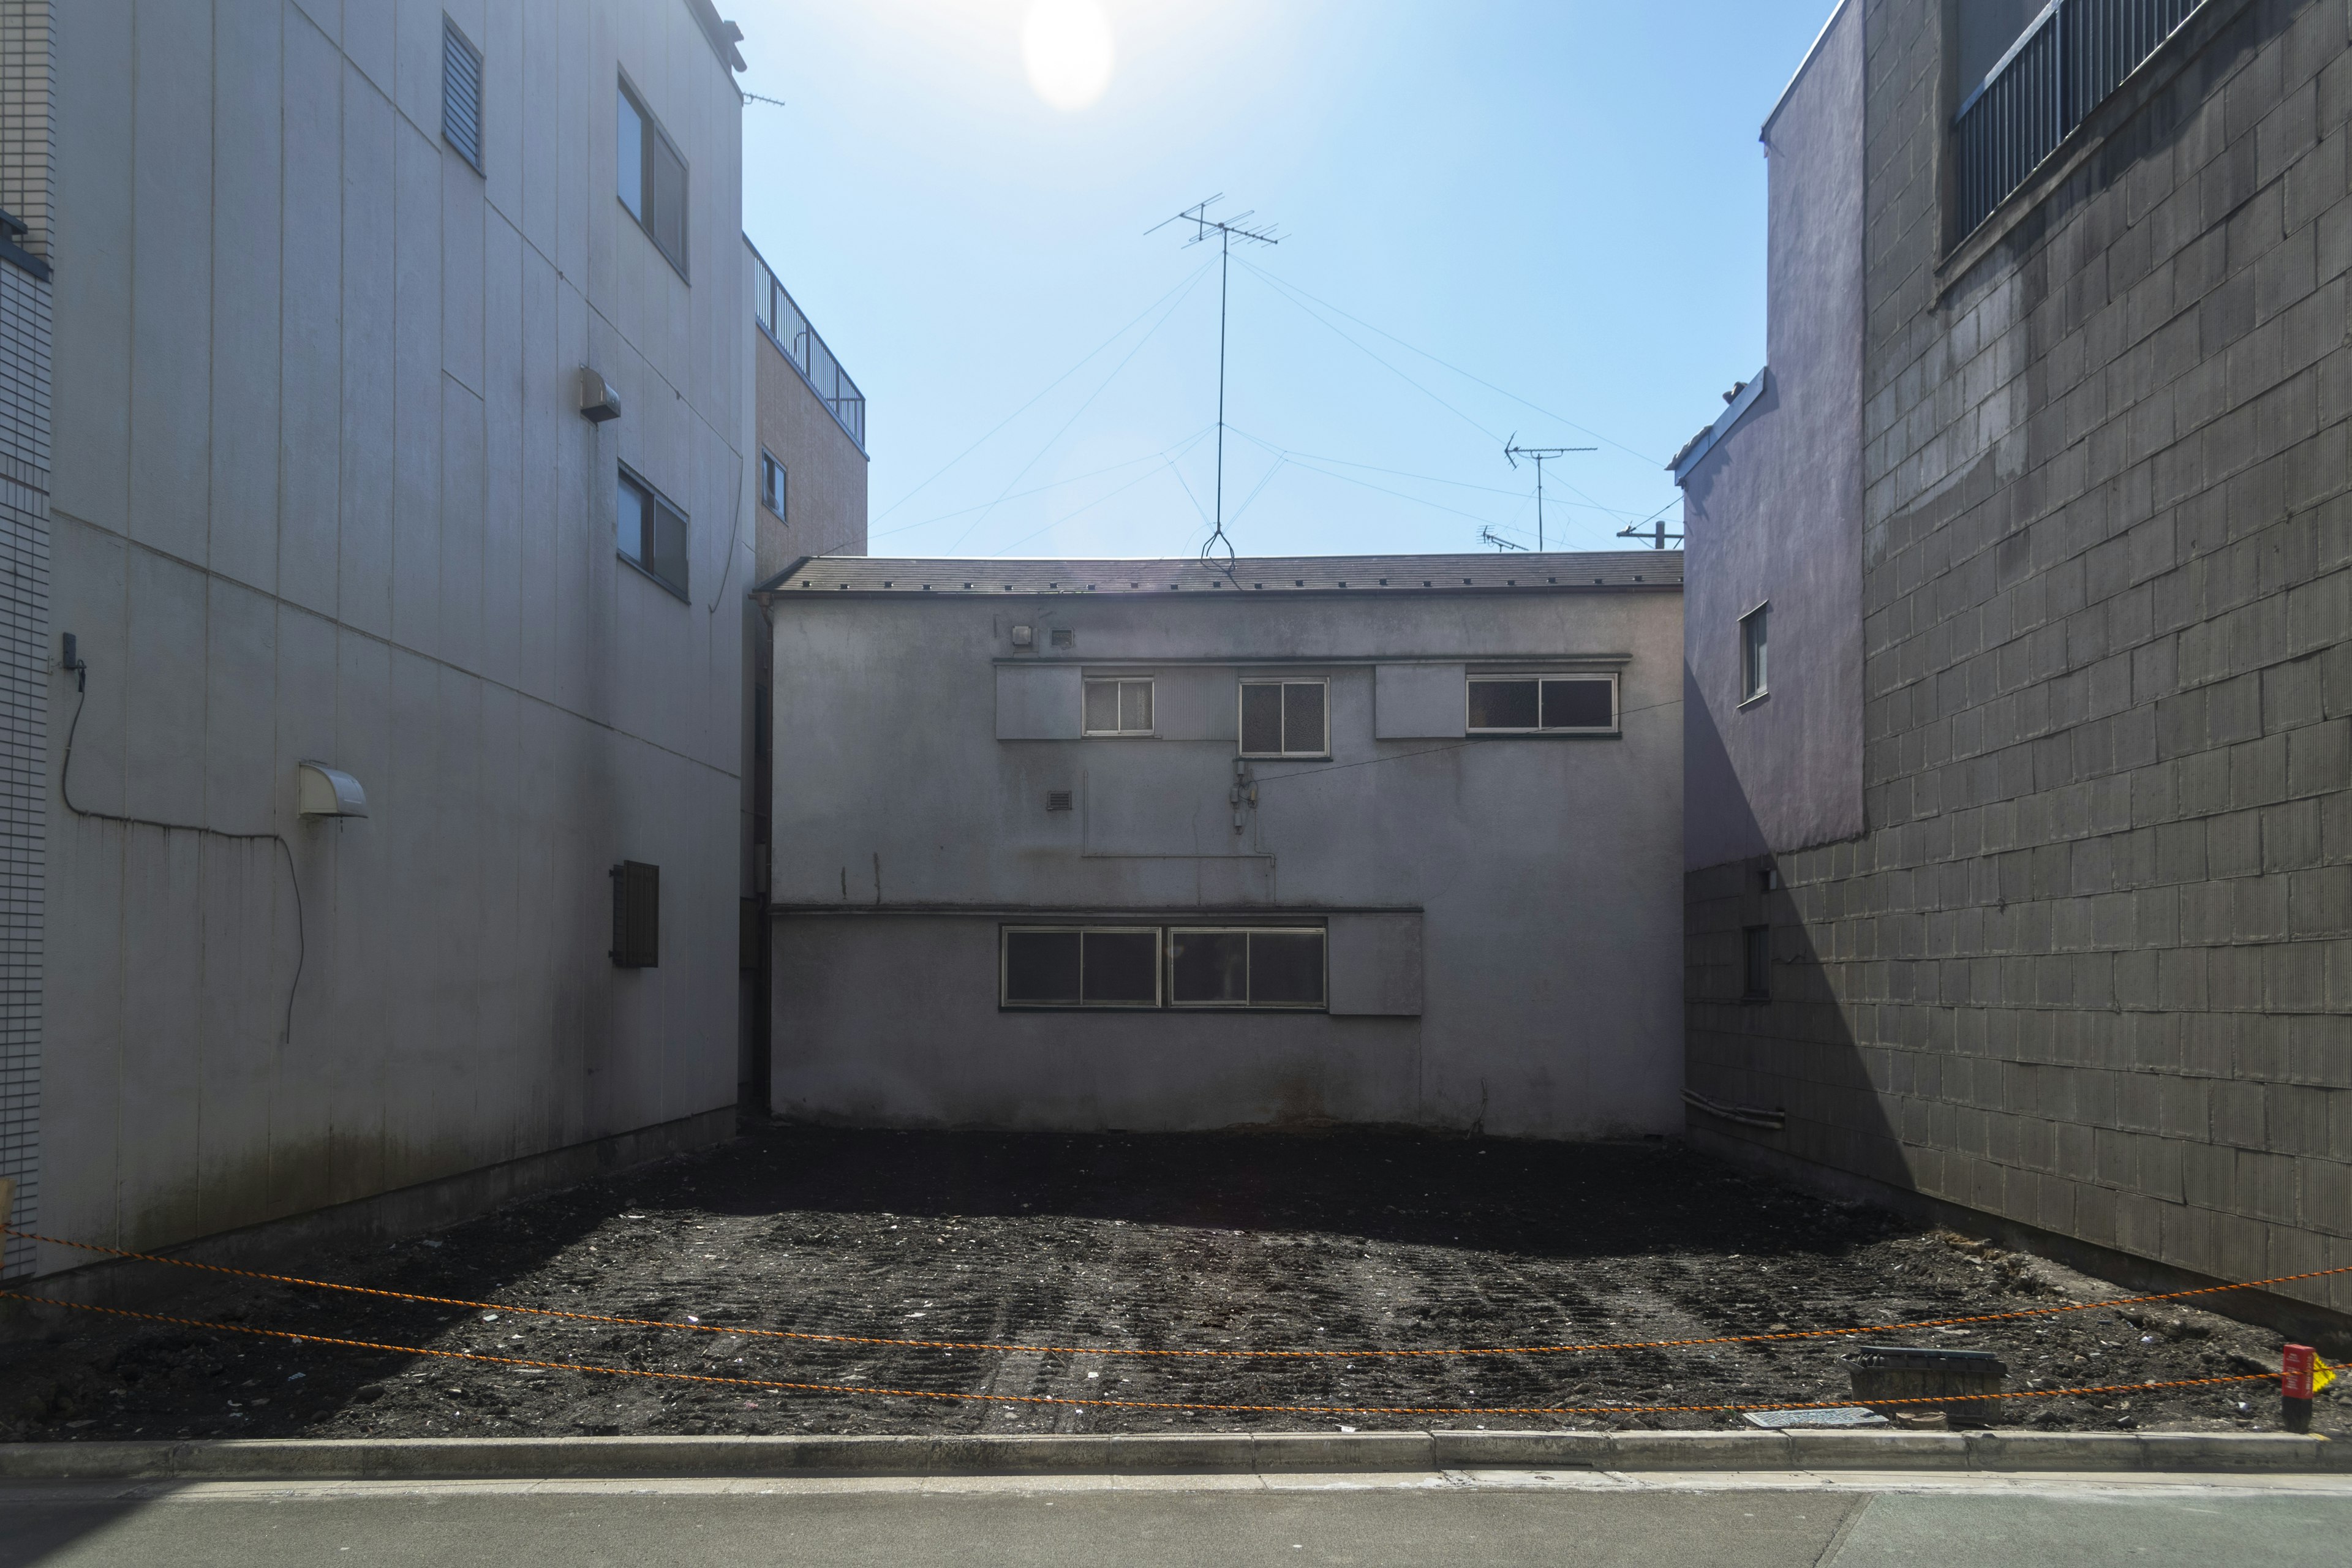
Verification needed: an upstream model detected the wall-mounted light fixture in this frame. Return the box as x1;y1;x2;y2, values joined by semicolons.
578;366;622;424
296;761;368;818
1010;624;1033;647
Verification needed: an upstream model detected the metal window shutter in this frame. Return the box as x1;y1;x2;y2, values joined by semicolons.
442;21;483;172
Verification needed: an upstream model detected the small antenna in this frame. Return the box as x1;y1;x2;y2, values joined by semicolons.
1150;198;1281;576
1616;513;1686;550
741;91;788;109
1480;526;1528;552
1501;437;1594;551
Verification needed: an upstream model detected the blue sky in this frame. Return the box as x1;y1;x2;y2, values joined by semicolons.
736;0;1838;562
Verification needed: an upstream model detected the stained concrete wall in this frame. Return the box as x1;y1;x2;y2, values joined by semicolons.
764;570;1684;1139
1680;0;1867;871
34;0;748;1275
747;243;868;578
1688;0;2352;1318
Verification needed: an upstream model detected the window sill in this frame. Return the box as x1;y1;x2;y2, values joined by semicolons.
1936;0;2250;303
619;550;690;604
1464;729;1622;739
1738;690;1769;710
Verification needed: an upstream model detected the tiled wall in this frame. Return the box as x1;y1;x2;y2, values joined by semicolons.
1689;0;2352;1315
0;0;46;1280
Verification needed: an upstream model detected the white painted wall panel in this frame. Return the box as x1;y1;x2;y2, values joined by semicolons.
995;663;1084;739
1374;663;1466;739
208;0;284;598
276;26;342;617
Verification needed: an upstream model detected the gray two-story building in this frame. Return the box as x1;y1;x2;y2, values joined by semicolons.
754;551;1684;1139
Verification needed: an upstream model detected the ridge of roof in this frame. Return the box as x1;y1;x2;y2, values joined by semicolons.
758;551;1681;599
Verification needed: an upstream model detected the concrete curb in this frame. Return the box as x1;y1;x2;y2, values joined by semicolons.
0;1430;2340;1482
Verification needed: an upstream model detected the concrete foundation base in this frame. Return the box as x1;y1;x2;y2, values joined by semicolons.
1;1107;736;1340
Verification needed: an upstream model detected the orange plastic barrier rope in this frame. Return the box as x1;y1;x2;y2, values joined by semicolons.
7;1223;2344;1364
0;1289;2275;1420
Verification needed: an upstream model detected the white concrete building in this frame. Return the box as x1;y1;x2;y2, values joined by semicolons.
756;552;1685;1139
3;0;752;1284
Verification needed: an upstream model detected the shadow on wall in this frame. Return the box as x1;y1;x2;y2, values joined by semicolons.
1683;668;1909;1195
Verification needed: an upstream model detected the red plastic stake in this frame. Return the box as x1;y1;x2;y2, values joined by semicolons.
2283;1343;2315;1433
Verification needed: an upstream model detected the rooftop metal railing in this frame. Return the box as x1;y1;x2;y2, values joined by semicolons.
750;247;865;451
1952;0;2201;240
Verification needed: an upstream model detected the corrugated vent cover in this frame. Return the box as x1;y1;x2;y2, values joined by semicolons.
442;19;483;172
1046;790;1073;812
611;861;659;967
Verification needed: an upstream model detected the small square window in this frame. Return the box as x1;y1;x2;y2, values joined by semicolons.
1742;924;1771;1000
1741;603;1769;703
1083;678;1153;736
441;17;483;173
759;451;785;518
617;465;688;600
1238;679;1329;758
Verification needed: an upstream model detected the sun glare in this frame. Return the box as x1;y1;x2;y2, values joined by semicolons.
1022;0;1115;111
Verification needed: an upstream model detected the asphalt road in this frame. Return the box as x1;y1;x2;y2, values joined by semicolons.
6;1473;2350;1567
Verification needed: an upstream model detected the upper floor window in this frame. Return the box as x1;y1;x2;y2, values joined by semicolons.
1083;677;1153;736
1741;604;1768;704
617;464;688;601
759;451;786;518
1466;673;1617;734
618;78;688;277
1239;679;1328;758
441;17;483;174
1951;0;2203;240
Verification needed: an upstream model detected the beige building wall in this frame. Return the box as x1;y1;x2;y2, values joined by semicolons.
34;0;751;1274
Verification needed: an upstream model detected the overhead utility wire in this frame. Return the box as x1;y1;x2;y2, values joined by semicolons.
993;425;1222;556
868;431;1213;543
1235;260;1664;526
1230;255;1664;468
872;258;1216;526
950;264;1215;555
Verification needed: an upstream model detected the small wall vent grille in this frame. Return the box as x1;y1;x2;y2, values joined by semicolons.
442;17;483;173
1046;791;1074;812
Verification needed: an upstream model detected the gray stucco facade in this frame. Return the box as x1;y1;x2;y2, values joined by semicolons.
1681;0;2352;1321
760;552;1684;1139
19;0;750;1281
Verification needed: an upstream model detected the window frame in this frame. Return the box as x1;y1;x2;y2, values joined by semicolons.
1166;925;1329;1011
1463;670;1621;736
440;15;484;175
1237;677;1331;760
997;924;1330;1012
616;462;690;602
1740;602;1769;706
998;925;1164;1010
758;450;786;518
617;74;689;279
1081;676;1156;737
1741;923;1771;1001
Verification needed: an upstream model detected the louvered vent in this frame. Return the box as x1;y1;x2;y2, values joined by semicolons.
442;18;483;173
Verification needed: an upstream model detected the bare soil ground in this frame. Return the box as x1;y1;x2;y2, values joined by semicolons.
2;1124;2338;1442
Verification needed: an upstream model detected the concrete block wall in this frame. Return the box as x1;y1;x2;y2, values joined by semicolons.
1689;0;2352;1314
29;0;749;1275
0;0;46;1280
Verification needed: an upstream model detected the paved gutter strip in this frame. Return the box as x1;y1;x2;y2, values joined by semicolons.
0;1430;2337;1482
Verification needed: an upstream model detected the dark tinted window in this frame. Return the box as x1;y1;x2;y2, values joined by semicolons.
1249;931;1325;1006
618;80;687;277
1082;930;1159;1005
1743;925;1770;1000
1466;678;1539;730
1240;682;1283;754
1283;682;1325;753
617;468;688;600
1170;930;1247;1004
1541;678;1613;729
1004;930;1081;1003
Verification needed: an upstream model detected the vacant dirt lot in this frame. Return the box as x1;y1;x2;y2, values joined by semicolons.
2;1125;2336;1441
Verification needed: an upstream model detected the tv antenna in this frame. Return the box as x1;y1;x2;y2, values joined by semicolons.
1616;509;1685;550
1502;437;1593;551
1148;197;1281;573
1479;525;1527;551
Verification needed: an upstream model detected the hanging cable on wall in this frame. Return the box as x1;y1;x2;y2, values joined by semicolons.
55;637;306;1046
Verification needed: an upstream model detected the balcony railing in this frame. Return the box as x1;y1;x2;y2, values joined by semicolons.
749;245;866;452
1952;0;2201;240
